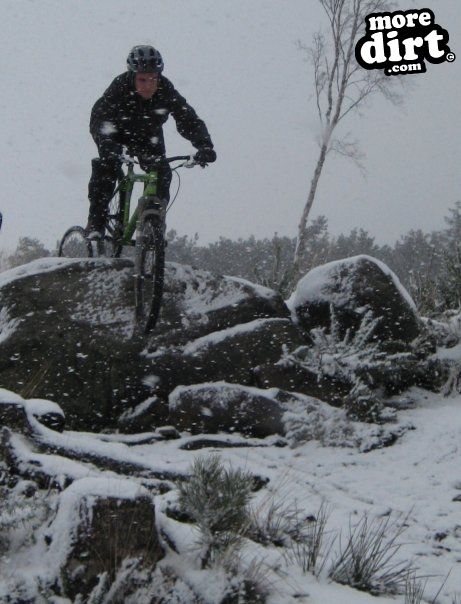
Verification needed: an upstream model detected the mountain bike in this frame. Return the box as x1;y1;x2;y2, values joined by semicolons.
58;153;195;334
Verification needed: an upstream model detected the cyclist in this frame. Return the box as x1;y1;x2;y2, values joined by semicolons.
86;45;216;238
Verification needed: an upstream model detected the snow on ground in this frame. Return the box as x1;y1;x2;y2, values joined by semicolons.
1;387;461;602
133;388;461;602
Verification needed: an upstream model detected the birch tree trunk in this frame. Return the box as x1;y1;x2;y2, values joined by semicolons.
291;0;399;285
293;140;329;277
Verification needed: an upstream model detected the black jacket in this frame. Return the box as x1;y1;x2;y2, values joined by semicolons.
90;72;213;156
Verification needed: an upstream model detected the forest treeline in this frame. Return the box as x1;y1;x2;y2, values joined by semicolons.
2;202;461;316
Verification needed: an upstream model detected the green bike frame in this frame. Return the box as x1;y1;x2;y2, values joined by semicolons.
114;163;160;245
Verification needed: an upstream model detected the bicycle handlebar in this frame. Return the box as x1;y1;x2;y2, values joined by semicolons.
118;152;195;167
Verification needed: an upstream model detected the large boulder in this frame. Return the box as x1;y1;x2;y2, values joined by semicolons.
146;317;307;393
288;255;421;345
168;382;287;437
116;317;307;430
0;258;150;430
46;477;163;601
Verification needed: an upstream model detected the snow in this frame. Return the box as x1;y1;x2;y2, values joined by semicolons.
24;398;65;419
165;262;273;319
119;396;158;420
169;381;278;412
224;275;278;300
435;342;461;361
25;410;185;479
0;387;24;403
0;257;84;288
287;254;417;313
139;388;461;602
71;263;134;334
100;121;117;135
182;317;286;355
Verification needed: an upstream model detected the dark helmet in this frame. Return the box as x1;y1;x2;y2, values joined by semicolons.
127;45;164;73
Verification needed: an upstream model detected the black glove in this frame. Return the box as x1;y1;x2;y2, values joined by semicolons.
194;147;216;167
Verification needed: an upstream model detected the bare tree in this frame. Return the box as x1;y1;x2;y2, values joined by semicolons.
293;0;402;280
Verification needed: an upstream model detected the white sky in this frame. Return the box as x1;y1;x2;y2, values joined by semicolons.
1;0;460;252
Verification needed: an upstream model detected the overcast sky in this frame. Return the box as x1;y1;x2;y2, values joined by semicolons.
1;0;459;252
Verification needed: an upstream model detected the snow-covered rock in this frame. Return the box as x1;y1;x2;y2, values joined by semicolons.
149;262;290;349
169;382;287;437
146;317;306;400
46;477;163;601
287;255;421;345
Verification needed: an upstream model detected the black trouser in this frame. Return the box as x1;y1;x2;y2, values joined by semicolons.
87;136;172;231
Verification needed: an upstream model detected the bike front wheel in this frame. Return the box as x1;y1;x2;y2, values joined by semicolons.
134;216;165;334
58;226;93;258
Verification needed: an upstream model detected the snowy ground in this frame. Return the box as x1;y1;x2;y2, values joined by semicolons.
2;387;460;603
132;387;461;603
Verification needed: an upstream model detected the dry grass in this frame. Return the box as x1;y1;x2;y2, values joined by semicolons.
329;512;413;595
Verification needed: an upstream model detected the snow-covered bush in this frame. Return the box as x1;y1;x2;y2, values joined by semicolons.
0;483;51;557
424;309;461;347
283;307;383;382
178;454;254;569
86;561;202;604
281;305;438;421
248;497;332;577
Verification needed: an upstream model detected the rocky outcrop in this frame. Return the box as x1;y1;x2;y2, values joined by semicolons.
0;255;444;434
0;259;291;431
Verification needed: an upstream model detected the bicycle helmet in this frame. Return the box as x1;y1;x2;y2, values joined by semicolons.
127;45;164;73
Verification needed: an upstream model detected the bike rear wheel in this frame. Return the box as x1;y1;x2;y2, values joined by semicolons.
134;216;165;334
58;226;93;258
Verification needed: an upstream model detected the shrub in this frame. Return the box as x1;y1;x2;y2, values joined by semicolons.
248;499;307;547
329;512;412;595
0;484;48;556
178;454;254;569
286;502;332;577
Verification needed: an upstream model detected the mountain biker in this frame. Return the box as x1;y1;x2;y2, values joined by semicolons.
86;45;216;238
